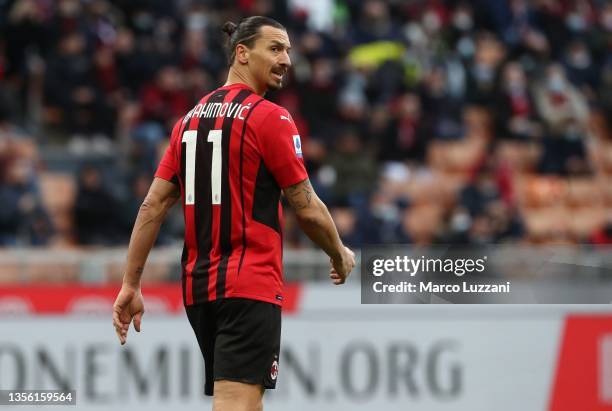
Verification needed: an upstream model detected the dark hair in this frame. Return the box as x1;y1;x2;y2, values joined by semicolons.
222;16;286;66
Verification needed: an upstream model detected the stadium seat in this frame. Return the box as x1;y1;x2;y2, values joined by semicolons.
463;106;493;141
591;141;612;175
600;177;612;207
523;206;571;243
568;207;607;241
565;178;603;208
428;137;486;175
401;204;444;244
403;172;458;208
587;111;610;143
516;175;567;209
495;141;541;174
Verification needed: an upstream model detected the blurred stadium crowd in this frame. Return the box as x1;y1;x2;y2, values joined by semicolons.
0;0;612;249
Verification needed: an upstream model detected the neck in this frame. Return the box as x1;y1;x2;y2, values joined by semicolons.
224;66;266;96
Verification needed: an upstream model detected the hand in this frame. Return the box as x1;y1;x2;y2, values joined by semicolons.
112;284;144;345
330;246;355;285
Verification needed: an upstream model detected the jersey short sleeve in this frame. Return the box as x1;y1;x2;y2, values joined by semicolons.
256;108;308;188
154;119;181;184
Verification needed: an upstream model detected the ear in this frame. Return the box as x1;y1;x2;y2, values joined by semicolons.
236;44;249;64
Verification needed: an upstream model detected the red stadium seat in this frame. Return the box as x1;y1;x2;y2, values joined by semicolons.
428;137;486;175
565;178;603;208
568;207;607;241
403;172;459;208
401;204;444;245
523;206;571;244
516;175;567;209
495;141;541;174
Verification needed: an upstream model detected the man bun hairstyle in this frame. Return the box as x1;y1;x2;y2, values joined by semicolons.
222;16;286;67
222;21;237;36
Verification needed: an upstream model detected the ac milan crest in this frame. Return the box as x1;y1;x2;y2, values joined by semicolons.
270;360;279;380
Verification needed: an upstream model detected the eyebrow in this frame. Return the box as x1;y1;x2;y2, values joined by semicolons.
270;40;291;50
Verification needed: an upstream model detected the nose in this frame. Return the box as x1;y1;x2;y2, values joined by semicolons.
279;50;291;68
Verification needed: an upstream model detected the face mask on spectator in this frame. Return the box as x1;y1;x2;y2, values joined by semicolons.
187;12;207;31
569;50;591;69
566;13;587;31
547;73;565;93
372;202;399;221
457;37;475;58
451;210;471;232
452;11;473;31
423;11;442;33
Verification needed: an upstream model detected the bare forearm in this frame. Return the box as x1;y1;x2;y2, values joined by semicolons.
283;178;354;282
295;199;343;260
284;178;344;259
123;202;166;287
123;179;179;287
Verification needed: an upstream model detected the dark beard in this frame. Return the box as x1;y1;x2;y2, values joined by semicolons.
268;79;283;90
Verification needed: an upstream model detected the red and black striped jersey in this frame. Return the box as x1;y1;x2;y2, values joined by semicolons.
155;83;308;307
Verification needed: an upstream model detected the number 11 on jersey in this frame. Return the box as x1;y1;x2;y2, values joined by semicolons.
182;129;223;206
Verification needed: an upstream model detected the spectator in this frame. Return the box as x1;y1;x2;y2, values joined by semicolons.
130;65;190;172
323;127;376;203
329;205;365;248
534;64;590;174
0;1;610;247
420;65;464;140
534;64;589;136
562;40;599;94
459;164;503;217
465;32;506;105
45;31;115;138
73;166;120;245
377;92;429;163
494;61;542;141
349;0;403;46
0;159;52;246
118;173;180;245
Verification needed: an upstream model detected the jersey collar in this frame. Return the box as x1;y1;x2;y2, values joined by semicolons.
220;82;257;93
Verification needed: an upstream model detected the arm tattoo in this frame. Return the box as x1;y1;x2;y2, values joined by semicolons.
135;266;144;274
286;179;313;211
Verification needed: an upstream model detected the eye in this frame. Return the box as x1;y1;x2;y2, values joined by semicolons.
271;47;279;52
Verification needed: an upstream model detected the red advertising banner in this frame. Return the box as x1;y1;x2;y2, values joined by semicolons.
0;283;302;315
549;315;612;411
